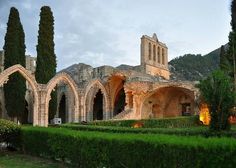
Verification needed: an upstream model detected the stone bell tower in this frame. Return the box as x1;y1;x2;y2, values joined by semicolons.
140;33;170;80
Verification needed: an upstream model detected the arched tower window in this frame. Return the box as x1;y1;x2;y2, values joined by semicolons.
158;46;160;63
162;48;165;65
148;43;151;60
153;45;156;61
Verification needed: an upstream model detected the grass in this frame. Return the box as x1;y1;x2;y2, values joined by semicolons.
0;151;69;168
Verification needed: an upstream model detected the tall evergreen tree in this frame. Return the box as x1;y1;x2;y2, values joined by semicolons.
3;7;26;122
35;6;57;120
227;1;236;81
219;45;229;71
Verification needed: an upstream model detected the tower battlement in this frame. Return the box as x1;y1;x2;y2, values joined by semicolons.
140;33;170;79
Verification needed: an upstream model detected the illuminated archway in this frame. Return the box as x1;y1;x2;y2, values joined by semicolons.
141;86;194;119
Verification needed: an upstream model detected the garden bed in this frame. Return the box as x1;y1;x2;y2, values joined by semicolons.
19;126;236;168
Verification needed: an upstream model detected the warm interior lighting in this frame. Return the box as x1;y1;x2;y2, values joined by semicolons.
131;121;144;128
199;103;210;125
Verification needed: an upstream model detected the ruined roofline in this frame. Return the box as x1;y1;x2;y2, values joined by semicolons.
141;35;167;48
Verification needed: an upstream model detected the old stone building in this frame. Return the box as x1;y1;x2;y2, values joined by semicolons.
56;33;198;123
0;34;200;126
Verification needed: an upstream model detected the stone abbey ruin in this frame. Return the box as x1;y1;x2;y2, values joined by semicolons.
0;34;200;127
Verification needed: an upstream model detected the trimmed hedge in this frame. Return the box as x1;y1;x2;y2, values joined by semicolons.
0;119;21;146
88;116;200;128
21;126;236;168
61;124;236;138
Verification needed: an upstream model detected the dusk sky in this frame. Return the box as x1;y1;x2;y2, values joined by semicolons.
0;0;232;70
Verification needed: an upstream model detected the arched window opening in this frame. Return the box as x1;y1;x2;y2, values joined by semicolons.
148;43;151;60
59;94;66;123
162;48;165;64
22;100;29;124
93;89;103;120
114;88;126;116
48;88;57;122
153;45;156;61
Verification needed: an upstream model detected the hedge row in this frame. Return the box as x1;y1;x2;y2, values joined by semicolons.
0;119;21;146
20;126;236;168
87;116;200;128
61;124;236;138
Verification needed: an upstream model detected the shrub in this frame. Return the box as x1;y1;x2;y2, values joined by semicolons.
61;124;236;138
88;116;199;128
20;126;236;168
197;70;235;130
0;119;21;147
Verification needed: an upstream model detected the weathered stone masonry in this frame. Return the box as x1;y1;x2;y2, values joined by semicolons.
0;34;200;127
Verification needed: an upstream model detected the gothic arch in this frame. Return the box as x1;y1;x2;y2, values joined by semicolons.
84;79;109;121
140;85;195;119
45;72;79;126
0;64;39;125
107;73;127;117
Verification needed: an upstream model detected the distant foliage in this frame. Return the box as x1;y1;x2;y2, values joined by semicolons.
169;48;221;81
3;7;26;122
197;70;235;131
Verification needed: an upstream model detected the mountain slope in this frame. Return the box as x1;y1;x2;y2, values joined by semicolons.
169;45;226;81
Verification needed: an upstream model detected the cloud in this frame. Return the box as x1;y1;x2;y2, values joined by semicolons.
0;0;232;71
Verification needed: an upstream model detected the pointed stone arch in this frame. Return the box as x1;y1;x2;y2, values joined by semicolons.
45;72;79;126
0;64;39;125
84;79;110;121
140;85;196;119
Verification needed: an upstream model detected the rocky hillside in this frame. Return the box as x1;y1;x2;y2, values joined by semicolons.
169;44;228;81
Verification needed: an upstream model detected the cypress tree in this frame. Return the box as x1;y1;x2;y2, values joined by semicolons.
219;45;229;71
3;7;26;122
225;0;236;93
35;6;57;121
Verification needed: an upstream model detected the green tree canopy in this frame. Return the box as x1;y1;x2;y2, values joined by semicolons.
35;6;57;120
197;70;235;131
3;7;26;122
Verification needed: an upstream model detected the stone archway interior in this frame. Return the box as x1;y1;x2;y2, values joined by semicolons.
48;88;57;122
22;100;29;124
59;94;66;123
0;65;40;126
93;89;103;120
114;87;126;116
142;87;194;119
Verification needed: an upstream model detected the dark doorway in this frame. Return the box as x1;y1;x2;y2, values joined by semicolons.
22;100;29;124
182;103;191;116
59;94;66;123
93;90;103;120
114;88;126;116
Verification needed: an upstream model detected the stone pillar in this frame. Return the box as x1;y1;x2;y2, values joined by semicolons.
73;92;80;122
37;84;48;127
133;93;143;119
125;91;133;110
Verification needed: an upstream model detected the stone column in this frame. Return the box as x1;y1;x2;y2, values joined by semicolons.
125;91;133;110
37;84;48;127
133;93;143;119
73;92;80;122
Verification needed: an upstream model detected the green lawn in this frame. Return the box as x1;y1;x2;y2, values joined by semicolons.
0;151;69;168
